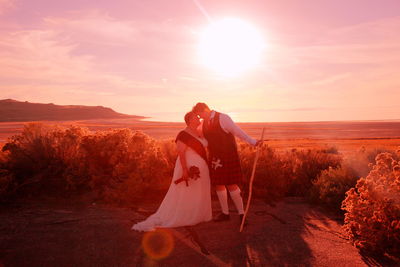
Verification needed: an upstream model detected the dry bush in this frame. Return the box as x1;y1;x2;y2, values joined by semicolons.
365;148;397;164
240;144;294;201
80;129;172;204
355;146;397;166
239;144;341;202
320;145;339;155
0;123;173;203
0;149;12;199
2;123;379;210
1;123;88;196
342;152;400;257
310;165;359;211
157;139;177;168
285;149;342;196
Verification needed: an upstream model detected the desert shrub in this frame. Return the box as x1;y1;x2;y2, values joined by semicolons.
0;172;12;199
344;146;399;181
80;129;172;204
240;143;294;201
0;150;12;199
0;123;174;203
310;165;359;211
157;139;177;168
363;147;398;164
306;146;391;212
320;145;339;154
285;149;342;196
239;145;341;201
341;152;400;257
0;149;7;168
1;123;89;195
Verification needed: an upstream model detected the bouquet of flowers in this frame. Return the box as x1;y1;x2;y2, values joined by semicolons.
174;166;200;186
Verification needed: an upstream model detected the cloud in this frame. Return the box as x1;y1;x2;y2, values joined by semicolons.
42;10;195;50
228;107;329;113
0;0;14;15
36;10;200;82
0;26;173;109
309;73;351;86
242;16;400;121
0;9;193;92
0;7;204;119
264;16;400;89
43;10;140;46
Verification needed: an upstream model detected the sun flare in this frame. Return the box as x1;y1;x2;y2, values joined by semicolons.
198;18;265;77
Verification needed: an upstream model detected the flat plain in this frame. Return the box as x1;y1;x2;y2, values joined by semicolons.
1;119;399;155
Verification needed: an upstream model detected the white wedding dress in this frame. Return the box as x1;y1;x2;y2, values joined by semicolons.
131;135;212;232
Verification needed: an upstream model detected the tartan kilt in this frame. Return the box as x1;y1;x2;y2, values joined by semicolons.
208;153;243;185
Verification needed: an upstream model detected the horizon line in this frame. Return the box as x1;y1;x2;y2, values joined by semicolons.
141;118;400;124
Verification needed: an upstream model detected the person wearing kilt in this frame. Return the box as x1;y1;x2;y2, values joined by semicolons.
192;103;262;224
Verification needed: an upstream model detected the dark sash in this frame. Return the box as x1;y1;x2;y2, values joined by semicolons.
175;130;208;162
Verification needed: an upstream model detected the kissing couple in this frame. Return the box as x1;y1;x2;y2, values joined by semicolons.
131;102;262;232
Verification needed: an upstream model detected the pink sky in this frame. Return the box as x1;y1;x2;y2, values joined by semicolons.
0;0;399;122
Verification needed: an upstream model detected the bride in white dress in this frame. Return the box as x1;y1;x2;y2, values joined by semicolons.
131;111;212;232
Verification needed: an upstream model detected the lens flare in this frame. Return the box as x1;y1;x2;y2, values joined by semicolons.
142;229;174;260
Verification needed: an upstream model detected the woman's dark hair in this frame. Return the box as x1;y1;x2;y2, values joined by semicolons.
192;102;210;114
184;111;196;125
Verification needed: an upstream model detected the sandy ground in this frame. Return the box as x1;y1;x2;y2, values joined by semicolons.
2;197;396;267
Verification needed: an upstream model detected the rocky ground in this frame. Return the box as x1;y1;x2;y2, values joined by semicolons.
0;197;398;267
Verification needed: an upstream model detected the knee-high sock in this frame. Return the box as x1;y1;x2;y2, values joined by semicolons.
229;188;244;215
216;189;229;215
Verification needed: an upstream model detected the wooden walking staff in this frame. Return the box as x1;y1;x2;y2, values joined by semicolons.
240;127;265;232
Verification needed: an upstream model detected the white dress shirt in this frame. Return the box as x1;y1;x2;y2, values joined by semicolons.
209;110;257;146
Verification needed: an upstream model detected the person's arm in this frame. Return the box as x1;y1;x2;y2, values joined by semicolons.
176;140;189;179
220;113;258;146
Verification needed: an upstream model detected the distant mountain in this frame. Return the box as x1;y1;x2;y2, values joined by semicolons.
0;99;145;122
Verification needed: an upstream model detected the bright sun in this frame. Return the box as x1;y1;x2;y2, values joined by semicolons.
198;18;265;77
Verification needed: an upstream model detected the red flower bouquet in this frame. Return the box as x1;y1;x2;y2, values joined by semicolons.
174;166;200;186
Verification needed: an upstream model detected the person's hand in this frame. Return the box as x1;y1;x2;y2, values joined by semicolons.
182;169;189;186
182;168;189;178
